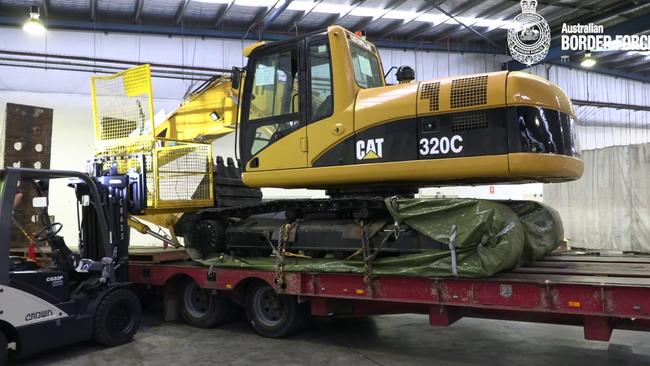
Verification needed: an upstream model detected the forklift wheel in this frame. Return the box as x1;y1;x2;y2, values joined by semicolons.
0;331;7;364
179;280;237;328
245;282;310;338
94;289;142;347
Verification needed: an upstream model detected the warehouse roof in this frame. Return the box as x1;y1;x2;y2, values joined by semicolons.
0;0;649;81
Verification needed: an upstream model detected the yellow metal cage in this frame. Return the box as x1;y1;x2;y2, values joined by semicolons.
91;64;156;156
90;65;214;211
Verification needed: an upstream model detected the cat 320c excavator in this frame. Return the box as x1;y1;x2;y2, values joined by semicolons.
89;26;582;259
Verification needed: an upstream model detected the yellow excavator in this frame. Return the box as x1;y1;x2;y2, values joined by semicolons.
89;26;582;257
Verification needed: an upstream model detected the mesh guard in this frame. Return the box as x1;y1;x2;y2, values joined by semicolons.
91;65;214;211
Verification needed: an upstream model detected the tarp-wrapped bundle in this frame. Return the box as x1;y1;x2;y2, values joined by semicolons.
198;198;564;278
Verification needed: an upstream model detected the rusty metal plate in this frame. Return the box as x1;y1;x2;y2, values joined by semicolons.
3;103;53;248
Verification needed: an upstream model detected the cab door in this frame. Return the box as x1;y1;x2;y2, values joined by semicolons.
306;33;356;167
240;42;308;171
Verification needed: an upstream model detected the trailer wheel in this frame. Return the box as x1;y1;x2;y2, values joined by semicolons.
94;289;142;347
245;282;309;338
179;281;236;328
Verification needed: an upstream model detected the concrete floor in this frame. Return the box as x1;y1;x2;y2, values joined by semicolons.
15;312;650;366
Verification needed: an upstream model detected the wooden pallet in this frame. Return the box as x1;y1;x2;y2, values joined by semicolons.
128;246;189;263
507;253;650;281
10;246;189;264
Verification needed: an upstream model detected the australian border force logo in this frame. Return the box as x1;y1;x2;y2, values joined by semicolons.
507;0;550;66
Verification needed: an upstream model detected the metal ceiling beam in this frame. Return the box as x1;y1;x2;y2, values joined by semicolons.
320;13;340;29
613;55;650;69
0;15;501;54
417;0;484;41
286;11;304;32
244;6;271;37
480;0;575;42
547;59;650;84
424;0;503;52
374;19;404;38
446;0;484;17
378;1;444;39
476;0;600;40
504;9;650;71
355;0;408;31
134;0;144;24
213;1;235;28
406;23;435;41
572;99;650;113
333;0;365;25
0;49;229;73
90;0;97;21
632;63;650;73
454;2;518;42
257;0;293;33
593;51;623;61
595;51;634;64
175;0;191;25
503;0;599;11
540;0;628;44
479;1;575;44
290;0;324;31
544;1;650;44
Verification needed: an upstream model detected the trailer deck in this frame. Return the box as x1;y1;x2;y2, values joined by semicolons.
128;250;650;341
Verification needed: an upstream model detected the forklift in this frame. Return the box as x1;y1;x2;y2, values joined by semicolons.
0;167;142;362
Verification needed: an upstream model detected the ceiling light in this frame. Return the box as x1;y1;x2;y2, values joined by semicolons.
580;53;597;68
313;2;350;14
287;1;315;12
418;13;449;24
23;6;46;35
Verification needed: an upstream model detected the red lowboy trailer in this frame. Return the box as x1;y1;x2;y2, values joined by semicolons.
127;249;650;341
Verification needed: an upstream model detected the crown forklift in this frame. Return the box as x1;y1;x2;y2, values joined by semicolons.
0;167;141;362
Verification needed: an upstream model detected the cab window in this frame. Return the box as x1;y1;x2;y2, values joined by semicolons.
250;50;300;120
308;40;333;122
349;41;383;89
250;120;300;156
247;48;301;156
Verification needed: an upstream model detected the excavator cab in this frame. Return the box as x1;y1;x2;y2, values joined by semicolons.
237;26;583;191
239;31;339;172
239;27;383;177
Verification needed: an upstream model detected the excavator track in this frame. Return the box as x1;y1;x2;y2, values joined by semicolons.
176;197;448;259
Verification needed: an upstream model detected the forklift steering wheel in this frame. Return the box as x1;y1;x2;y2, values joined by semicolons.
35;222;63;242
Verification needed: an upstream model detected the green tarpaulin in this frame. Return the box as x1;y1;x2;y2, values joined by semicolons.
198;198;563;278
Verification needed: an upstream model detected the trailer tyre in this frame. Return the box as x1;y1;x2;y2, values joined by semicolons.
94;289;142;347
245;282;310;338
179;281;236;328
